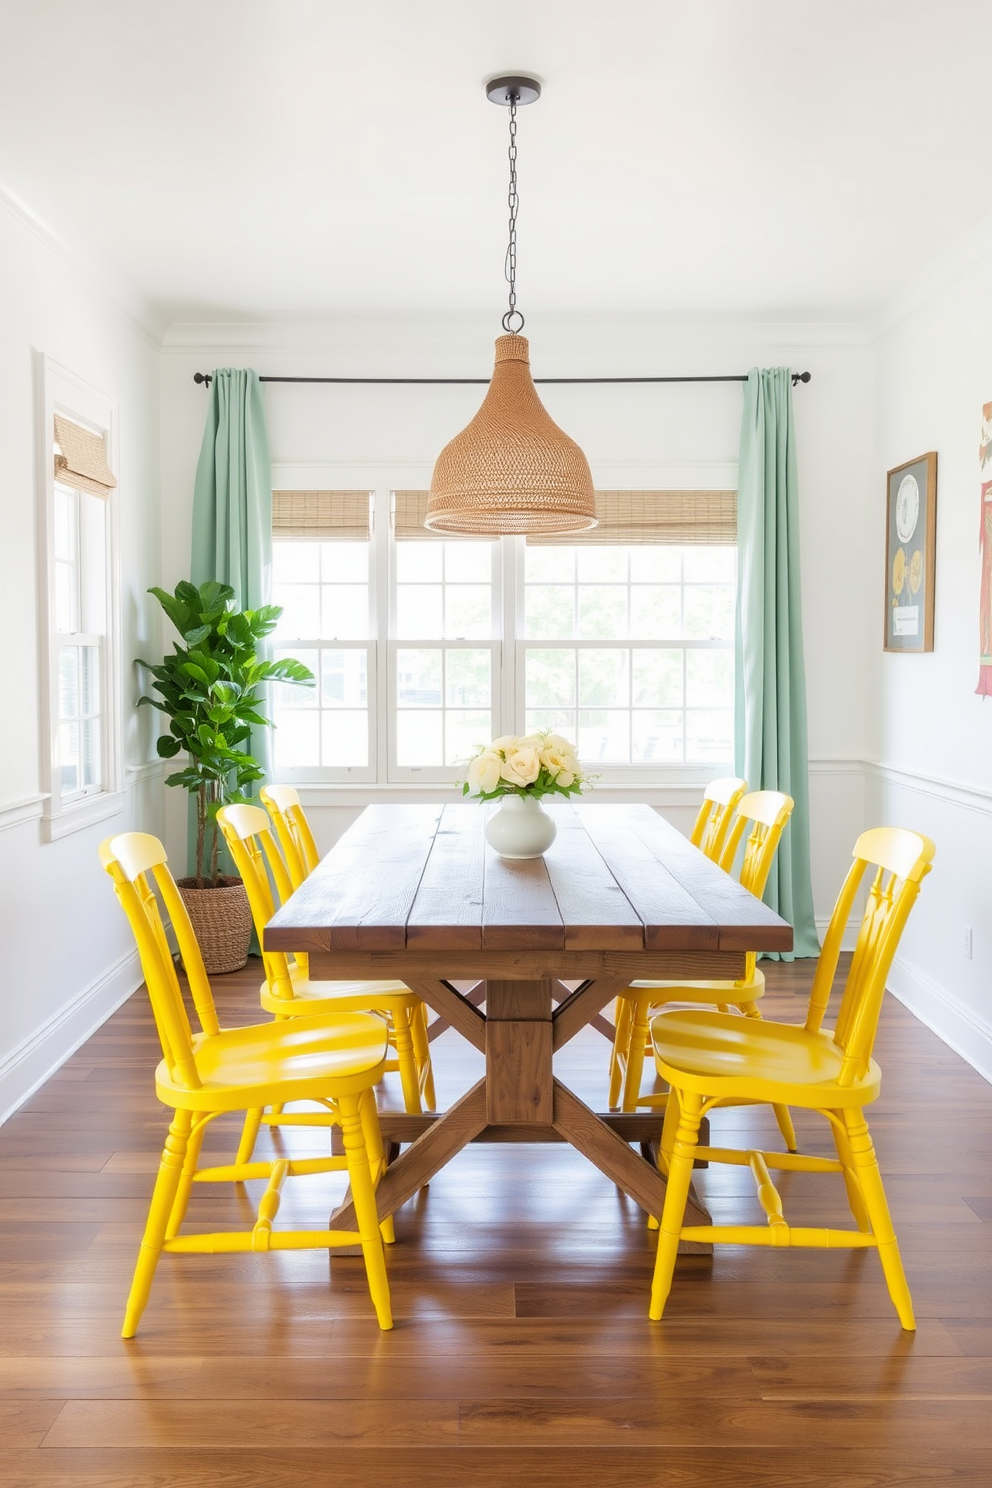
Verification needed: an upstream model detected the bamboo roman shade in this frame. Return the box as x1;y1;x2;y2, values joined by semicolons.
272;490;371;542
53;415;117;498
527;490;736;545
392;490;496;542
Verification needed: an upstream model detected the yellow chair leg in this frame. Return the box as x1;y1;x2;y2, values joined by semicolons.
831;1117;872;1233
390;1006;423;1115
608;997;631;1110
359;1088;395;1246
122;1111;192;1338
772;1103;798;1153
236;1108;264;1168
842;1109;915;1330
648;1089;702;1321
622;994;651;1113
648;1083;683;1230
339;1093;393;1330
164;1116;207;1240
410;1002;436;1111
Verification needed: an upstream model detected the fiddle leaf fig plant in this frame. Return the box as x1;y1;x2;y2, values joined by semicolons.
138;580;314;887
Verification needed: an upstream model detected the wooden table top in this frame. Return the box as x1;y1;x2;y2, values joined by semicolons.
264;801;793;957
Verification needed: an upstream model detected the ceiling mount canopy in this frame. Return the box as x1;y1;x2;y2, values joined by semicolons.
425;76;597;538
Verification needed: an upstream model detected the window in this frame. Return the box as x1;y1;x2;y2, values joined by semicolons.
520;545;735;765
40;360;122;838
271;491;376;781
270;484;735;785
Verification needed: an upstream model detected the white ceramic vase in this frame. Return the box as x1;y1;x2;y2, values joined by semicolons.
484;794;557;860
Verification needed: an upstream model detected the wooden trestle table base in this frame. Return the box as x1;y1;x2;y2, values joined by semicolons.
264;802;793;1246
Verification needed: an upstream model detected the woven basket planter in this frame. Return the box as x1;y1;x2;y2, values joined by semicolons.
176;875;253;975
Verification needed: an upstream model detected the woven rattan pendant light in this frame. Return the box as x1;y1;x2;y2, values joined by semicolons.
425;77;597;537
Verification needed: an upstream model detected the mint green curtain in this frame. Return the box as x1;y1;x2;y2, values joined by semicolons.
189;368;272;878
735;367;819;958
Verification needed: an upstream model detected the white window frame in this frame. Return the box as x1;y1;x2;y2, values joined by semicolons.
268;464;736;790
387;530;503;784
512;539;736;783
38;356;124;840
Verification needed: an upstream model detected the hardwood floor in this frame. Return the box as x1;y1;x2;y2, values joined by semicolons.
0;956;990;1486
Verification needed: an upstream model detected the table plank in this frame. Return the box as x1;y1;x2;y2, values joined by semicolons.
406;803;486;950
610;804;794;953
268;804;442;951
481;840;564;951
571;805;719;949
541;804;645;950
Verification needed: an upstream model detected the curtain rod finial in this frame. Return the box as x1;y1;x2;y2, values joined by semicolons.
193;372;212;387
792;371;812;386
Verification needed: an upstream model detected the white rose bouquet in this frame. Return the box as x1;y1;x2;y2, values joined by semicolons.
462;731;586;801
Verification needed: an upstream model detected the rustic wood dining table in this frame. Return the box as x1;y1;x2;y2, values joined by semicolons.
264;800;793;1238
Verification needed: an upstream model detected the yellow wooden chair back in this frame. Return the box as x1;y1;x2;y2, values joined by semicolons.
718;790;794;982
99;833;221;1089
805;826;935;1085
216;804;301;1002
260;784;320;890
690;777;747;863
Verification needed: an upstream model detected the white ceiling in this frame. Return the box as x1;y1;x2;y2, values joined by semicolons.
1;0;988;325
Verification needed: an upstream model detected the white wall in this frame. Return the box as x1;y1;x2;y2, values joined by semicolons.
0;189;163;1121
870;238;992;1080
160;313;874;925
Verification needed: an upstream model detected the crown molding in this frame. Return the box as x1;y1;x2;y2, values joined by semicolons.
160;312;873;357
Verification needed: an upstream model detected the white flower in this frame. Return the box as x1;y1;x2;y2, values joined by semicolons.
490;734;519;753
466;750;503;794
555;768;576;789
540;745;577;782
501;745;541;787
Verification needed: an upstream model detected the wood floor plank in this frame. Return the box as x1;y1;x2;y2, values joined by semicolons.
43;1396;460;1448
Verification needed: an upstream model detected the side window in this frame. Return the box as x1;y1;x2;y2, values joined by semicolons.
270;491;376;783
41;364;122;838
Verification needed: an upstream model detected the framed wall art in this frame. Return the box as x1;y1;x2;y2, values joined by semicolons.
884;452;937;653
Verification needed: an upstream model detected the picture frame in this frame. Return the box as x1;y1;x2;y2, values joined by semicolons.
884;451;937;653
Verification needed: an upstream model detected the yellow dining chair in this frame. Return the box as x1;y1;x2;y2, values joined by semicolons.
260;785;435;1105
690;776;747;863
218;803;435;1116
260;783;320;888
100;831;394;1335
608;790;795;1129
646;825;935;1330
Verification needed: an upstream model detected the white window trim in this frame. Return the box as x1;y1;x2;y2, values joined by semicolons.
37;355;124;841
268;462;736;791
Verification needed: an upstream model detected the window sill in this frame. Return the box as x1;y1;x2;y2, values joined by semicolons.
294;778;722;809
43;789;126;841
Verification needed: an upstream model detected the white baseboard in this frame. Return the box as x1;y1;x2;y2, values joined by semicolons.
0;948;143;1126
887;952;992;1086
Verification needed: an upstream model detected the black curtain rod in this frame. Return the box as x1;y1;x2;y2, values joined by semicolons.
192;371;812;388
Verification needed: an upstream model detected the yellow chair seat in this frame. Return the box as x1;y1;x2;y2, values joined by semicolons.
652;1007;881;1109
158;1012;391;1111
630;968;765;1000
263;975;413;1016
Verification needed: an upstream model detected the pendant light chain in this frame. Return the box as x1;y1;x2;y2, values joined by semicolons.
502;91;524;334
